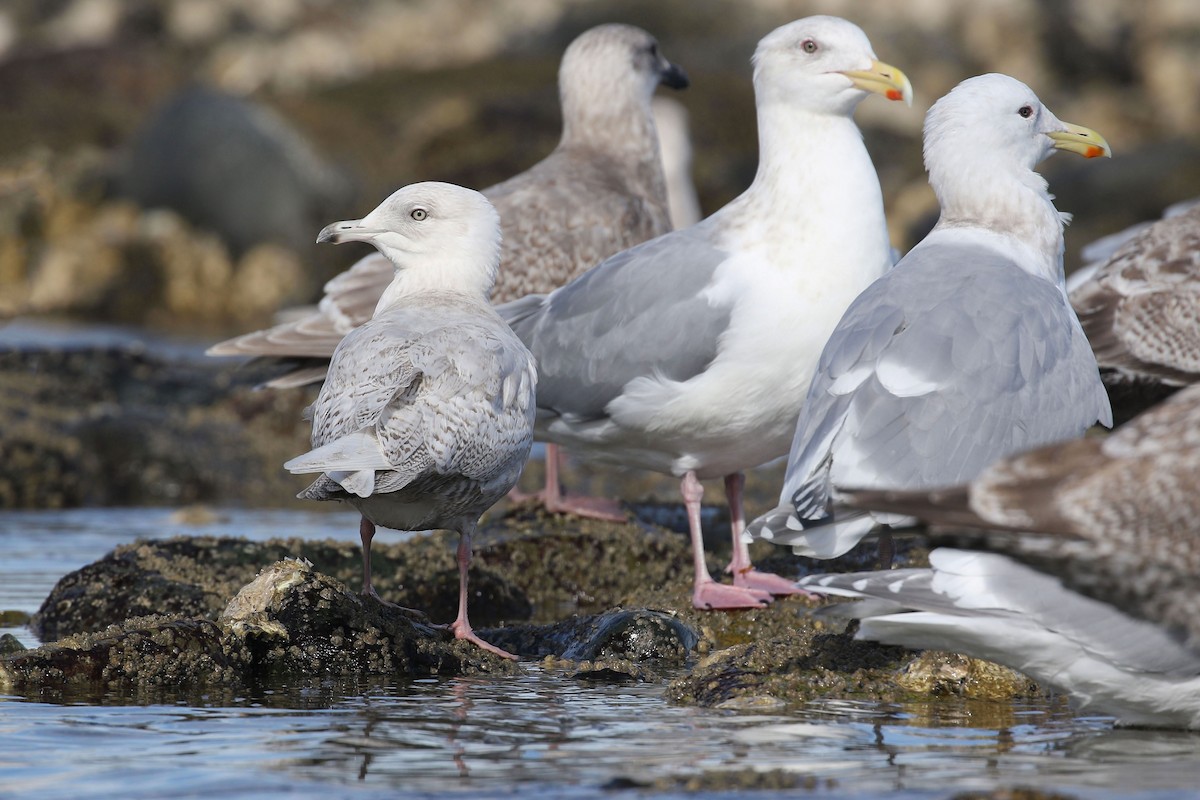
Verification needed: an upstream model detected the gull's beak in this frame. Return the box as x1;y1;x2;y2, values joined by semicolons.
1047;123;1112;159
317;220;380;244
659;60;689;91
839;59;913;106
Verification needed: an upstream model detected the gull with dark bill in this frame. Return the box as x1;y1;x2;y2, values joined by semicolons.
284;182;536;660
803;382;1200;730
210;23;688;519
501;16;912;609
747;74;1112;562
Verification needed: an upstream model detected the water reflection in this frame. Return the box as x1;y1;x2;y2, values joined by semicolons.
5;509;1200;798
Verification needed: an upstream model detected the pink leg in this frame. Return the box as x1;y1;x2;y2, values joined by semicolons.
509;444;627;522
450;527;518;660
358;516;430;619
684;471;771;610
724;474;810;597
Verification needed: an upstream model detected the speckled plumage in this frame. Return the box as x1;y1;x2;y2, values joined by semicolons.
209;23;684;387
283;181;535;658
1071;203;1200;387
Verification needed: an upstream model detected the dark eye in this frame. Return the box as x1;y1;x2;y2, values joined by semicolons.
801;39;818;54
411;208;428;221
1018;105;1034;118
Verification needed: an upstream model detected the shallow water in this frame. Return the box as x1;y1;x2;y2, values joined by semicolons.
3;509;1200;799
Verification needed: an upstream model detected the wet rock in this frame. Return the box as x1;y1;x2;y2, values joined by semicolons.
667;625;913;708
485;608;698;665
0;634;26;655
32;532;530;640
893;651;1041;701
117;85;355;256
607;768;824;793
952;790;1082;800
220;558;517;678
2;559;518;692
0;615;251;689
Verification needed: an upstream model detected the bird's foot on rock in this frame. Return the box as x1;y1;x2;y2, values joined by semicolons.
451;621;519;660
731;568;818;598
692;580;772;610
361;587;432;623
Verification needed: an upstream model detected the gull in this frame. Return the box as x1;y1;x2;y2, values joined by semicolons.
801;382;1200;730
209;23;687;519
500;16;912;610
747;74;1113;562
1069;200;1200;421
284;181;537;660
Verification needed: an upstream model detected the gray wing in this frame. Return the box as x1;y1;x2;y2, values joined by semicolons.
485;150;672;304
500;228;732;422
783;242;1111;522
802;549;1200;676
291;303;535;496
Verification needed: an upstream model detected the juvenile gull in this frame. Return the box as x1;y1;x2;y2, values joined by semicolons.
747;74;1113;562
210;23;686;519
1069;200;1200;415
283;181;537;660
500;16;912;610
802;383;1200;729
208;23;686;374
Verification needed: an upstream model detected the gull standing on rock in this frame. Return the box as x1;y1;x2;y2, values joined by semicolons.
500;16;912;610
209;23;687;519
802;382;1200;730
747;74;1113;562
284;182;536;660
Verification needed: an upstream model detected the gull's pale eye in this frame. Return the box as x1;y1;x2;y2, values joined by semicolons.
1018;105;1034;119
410;208;428;221
801;39;818;54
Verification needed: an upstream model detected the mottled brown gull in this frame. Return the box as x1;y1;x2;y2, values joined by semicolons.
209;23;686;519
208;23;687;377
500;16;912;610
1069;201;1200;418
802;383;1200;730
747;74;1113;562
283;181;536;660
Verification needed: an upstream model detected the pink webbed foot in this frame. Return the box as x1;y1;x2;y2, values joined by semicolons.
731;568;821;599
451;620;519;660
692;578;772;610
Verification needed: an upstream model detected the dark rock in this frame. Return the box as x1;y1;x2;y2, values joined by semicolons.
32;532;532;640
118;85;355;257
0;634;26;655
483;607;698;664
2;559;517;693
0;346;312;509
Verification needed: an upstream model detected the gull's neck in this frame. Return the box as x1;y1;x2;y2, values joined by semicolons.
559;79;661;164
374;255;495;316
929;161;1067;286
707;99;891;271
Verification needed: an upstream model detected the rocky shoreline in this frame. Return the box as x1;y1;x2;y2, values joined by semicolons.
1;507;1041;711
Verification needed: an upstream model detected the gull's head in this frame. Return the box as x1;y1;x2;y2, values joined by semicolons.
560;24;688;108
924;74;1111;182
318;181;501;296
752;16;911;115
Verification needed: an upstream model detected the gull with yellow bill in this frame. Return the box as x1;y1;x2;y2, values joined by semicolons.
747;74;1114;561
501;16;911;610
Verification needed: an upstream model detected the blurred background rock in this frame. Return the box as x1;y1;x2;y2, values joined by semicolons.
0;0;1197;509
0;0;1197;332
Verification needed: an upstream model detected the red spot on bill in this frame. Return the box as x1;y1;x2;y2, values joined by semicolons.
886;89;902;101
